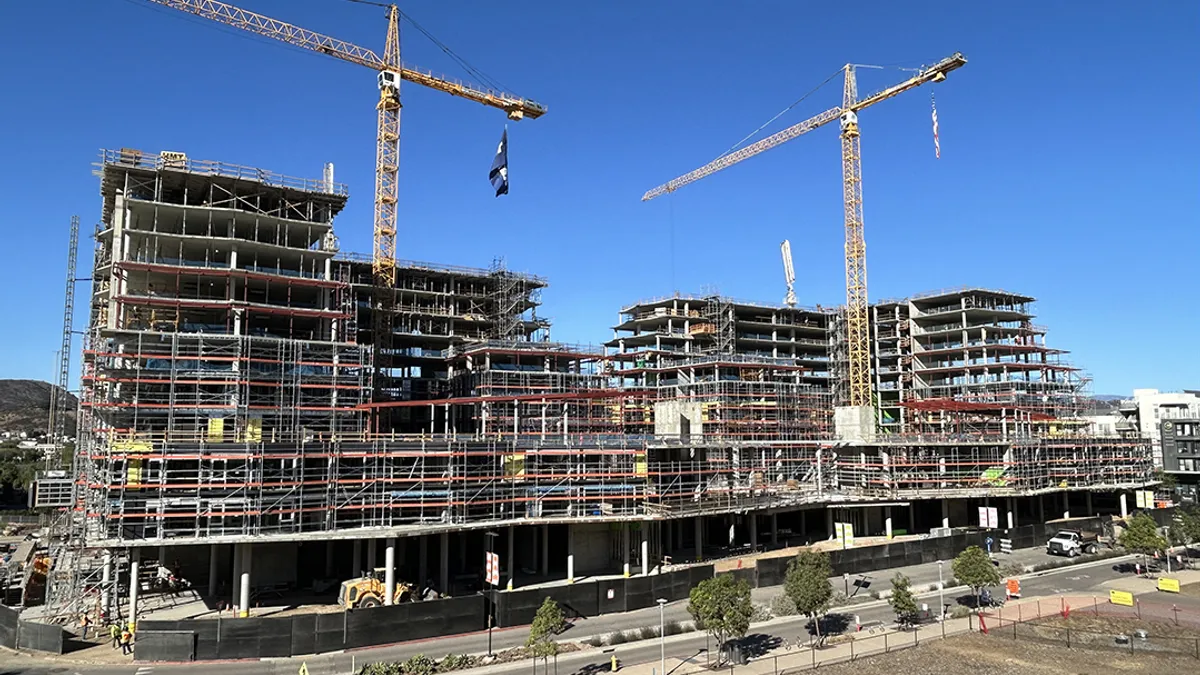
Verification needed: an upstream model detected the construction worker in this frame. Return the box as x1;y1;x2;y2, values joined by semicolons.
79;613;91;640
109;622;120;648
120;626;133;655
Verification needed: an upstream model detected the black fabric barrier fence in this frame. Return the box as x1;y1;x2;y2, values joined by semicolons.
134;630;196;662
16;619;63;654
0;604;17;650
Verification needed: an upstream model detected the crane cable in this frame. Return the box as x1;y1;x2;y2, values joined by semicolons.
712;68;843;163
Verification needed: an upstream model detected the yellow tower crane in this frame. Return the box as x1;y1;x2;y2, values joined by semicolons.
643;53;965;412
146;0;546;406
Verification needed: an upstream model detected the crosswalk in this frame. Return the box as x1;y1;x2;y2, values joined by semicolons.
134;666;154;675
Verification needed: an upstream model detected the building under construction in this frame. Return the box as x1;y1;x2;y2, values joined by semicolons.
43;149;1152;625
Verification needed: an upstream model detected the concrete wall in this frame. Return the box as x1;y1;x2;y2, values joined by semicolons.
654;400;702;437
571;522;612;574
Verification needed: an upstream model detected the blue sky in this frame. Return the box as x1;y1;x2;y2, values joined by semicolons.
1;0;1196;395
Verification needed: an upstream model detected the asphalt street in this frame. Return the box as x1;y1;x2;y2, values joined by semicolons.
0;552;1142;675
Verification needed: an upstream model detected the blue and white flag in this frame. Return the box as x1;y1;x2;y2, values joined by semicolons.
489;129;509;197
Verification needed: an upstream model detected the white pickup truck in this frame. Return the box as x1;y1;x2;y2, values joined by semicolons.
1046;529;1100;557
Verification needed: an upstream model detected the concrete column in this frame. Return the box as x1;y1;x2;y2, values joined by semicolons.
384;538;396;606
694;517;703;561
771;513;779;546
622;522;631;577
419;536;428;589
231;543;242;610
1120;492;1129;519
101;550;114;618
1085;491;1094;516
506;527;515;590
352;540;362;577
749;515;758;550
1062;492;1070;520
884;506;893;540
827;508;835;535
676;519;684;551
664;521;673;557
1038;494;1046;523
908;504;916;533
240;544;253;617
207;545;219;598
640;526;650;576
158;545;167;570
566;525;575;584
128;549;140;629
540;525;549;576
439;533;450;595
1007;498;1016;529
458;533;467;573
367;539;378;571
325;541;335;577
941;501;950;529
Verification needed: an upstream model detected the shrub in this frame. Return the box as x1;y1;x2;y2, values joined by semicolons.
360;664;403;675
948;605;973;619
750;604;773;622
606;630;628;645
869;590;881;600
402;654;437;675
830;590;849;606
664;620;684;636
770;594;798;617
637;626;658;640
437;654;477;673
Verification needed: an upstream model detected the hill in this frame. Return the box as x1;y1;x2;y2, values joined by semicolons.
0;379;78;437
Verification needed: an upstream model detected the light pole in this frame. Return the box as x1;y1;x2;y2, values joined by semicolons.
485;531;499;657
936;560;945;619
657;598;667;675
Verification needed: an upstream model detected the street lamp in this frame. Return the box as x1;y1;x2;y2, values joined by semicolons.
936;560;945;619
485;531;499;657
657;598;668;675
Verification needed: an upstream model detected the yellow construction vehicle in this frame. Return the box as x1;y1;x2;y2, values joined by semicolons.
337;568;415;609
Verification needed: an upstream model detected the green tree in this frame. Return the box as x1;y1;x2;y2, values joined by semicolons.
784;550;833;643
1153;469;1178;492
1119;512;1168;572
1173;506;1200;553
526;597;564;668
888;573;918;628
687;573;753;664
951;546;1000;606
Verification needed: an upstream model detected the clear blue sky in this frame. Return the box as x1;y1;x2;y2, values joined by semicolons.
1;1;1196;395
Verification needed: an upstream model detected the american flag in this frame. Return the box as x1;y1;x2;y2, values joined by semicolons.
931;94;940;159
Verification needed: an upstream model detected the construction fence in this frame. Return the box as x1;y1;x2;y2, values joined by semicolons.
133;565;713;662
981;595;1200;660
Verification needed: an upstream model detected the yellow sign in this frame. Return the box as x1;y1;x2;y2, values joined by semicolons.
207;417;225;442
113;440;154;454
1158;577;1181;593
1109;590;1135;607
298;662;309;675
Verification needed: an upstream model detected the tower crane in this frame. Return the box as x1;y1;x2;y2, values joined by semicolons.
145;0;546;405
780;239;796;308
642;53;965;410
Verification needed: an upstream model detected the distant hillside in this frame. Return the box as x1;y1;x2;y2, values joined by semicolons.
0;379;78;436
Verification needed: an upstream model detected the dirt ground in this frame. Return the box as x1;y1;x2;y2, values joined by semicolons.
1181;581;1200;600
807;631;1200;675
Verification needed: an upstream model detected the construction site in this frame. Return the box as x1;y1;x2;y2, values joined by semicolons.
8;0;1156;658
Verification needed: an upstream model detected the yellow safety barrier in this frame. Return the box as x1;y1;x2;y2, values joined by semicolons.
1109;590;1135;607
1158;577;1181;593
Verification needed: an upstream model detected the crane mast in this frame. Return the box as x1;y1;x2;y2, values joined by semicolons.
781;239;796;308
642;53;966;415
143;0;546;412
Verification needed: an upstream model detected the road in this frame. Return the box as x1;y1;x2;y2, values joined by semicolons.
0;551;1139;675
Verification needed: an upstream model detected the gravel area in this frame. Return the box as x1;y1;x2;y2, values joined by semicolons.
803;630;1200;675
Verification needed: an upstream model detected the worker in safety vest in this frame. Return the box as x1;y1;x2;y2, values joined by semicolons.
120;627;133;655
109;623;120;648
